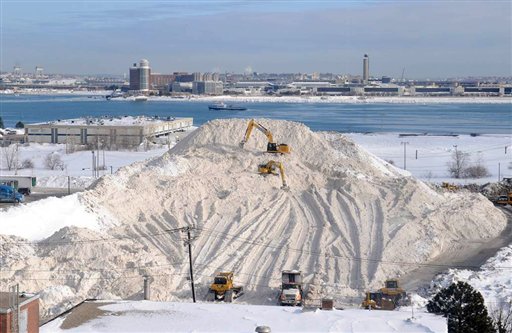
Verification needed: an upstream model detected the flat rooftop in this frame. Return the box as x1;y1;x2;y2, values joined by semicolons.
0;292;39;311
27;115;190;127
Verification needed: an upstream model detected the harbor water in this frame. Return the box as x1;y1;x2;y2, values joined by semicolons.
0;95;510;134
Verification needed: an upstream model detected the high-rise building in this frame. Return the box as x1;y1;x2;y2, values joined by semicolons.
363;54;369;84
129;59;151;91
139;59;151;91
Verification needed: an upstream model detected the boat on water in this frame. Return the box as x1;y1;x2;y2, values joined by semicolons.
208;102;247;111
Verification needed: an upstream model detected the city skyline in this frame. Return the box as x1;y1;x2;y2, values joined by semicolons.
1;0;511;78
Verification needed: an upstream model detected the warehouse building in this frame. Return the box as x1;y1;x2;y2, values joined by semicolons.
25;116;193;149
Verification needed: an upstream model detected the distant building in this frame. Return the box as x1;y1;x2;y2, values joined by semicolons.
192;81;223;95
129;59;151;91
363;54;369;84
174;73;196;83
381;76;391;84
25;116;193;149
150;74;175;90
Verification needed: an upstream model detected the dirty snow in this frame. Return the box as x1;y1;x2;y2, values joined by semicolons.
0;119;508;320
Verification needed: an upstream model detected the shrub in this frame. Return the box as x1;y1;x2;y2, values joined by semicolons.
427;281;495;333
20;158;34;169
464;165;490;179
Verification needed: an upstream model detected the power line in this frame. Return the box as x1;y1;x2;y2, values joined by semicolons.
196;227;512;270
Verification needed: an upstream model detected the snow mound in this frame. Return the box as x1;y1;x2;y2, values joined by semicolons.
1;119;507;317
430;244;512;310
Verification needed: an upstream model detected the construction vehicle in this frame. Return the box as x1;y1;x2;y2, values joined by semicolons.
206;272;243;302
258;160;288;190
441;182;458;191
279;270;303;306
493;192;512;206
240;119;290;154
361;279;407;310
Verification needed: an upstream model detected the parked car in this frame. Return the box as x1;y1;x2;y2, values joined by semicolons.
0;185;24;203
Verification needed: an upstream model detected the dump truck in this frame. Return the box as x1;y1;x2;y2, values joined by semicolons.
240;119;290;154
361;279;407;310
206;272;243;302
0;176;36;195
279;270;303;306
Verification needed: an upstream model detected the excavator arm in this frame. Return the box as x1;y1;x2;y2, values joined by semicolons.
258;160;288;190
240;119;290;154
240;119;273;147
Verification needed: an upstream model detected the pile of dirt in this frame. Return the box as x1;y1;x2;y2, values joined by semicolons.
1;119;508;317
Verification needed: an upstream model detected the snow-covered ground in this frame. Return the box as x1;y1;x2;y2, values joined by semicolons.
1;131;509;188
41;300;447;333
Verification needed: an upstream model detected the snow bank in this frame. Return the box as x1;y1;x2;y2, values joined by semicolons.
41;300;447;333
1;119;507;318
0;194;115;240
430;245;512;311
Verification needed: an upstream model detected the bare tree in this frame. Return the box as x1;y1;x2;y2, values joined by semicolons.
490;301;512;333
44;152;66;170
447;150;469;178
2;144;20;171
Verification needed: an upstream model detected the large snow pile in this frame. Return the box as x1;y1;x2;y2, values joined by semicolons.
41;300;447;333
0;119;507;319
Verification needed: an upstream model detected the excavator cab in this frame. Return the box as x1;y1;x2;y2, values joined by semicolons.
267;142;290;154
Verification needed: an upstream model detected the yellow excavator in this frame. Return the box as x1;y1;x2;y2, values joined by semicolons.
240;119;290;154
206;272;243;302
258;161;289;190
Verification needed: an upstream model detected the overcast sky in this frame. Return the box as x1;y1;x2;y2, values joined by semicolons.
1;0;511;78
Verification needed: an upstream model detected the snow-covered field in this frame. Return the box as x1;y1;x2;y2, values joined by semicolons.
41;301;447;333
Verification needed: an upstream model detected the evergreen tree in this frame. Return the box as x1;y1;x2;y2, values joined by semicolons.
427;281;495;333
0;116;4;129
15;121;24;129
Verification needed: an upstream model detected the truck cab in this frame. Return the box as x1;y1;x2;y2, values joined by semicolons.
0;185;24;203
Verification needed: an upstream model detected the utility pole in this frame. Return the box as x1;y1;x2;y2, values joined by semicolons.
183;227;196;303
91;151;95;178
401;142;409;170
